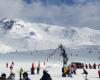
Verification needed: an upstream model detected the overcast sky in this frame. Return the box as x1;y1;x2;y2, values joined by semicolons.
0;0;100;29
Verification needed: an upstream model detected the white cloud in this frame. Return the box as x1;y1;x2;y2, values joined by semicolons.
0;0;23;19
0;0;100;29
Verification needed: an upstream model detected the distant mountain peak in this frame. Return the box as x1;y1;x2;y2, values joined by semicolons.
0;18;16;30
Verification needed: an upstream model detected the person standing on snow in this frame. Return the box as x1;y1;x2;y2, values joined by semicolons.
31;63;35;74
82;69;88;80
89;63;92;69
40;70;52;80
12;61;14;66
37;62;40;74
85;64;88;69
98;64;100;69
93;63;96;69
6;63;8;68
98;69;100;78
19;68;24;80
9;65;13;73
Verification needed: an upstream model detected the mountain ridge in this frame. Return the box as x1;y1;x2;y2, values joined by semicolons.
0;18;100;52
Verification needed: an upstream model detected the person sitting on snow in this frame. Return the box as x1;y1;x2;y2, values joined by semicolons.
23;72;31;80
40;70;52;80
0;73;6;80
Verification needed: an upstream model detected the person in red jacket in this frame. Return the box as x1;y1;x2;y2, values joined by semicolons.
98;70;100;78
31;63;35;74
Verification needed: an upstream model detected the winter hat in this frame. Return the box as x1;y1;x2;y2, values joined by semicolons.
23;72;28;77
1;73;6;78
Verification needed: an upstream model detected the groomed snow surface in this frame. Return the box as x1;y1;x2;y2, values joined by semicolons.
0;48;100;80
1;65;99;80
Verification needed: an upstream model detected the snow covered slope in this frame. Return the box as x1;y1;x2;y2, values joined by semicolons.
0;18;100;52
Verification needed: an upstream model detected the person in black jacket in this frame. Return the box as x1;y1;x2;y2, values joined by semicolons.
82;69;88;80
0;73;6;80
23;72;31;80
40;70;52;80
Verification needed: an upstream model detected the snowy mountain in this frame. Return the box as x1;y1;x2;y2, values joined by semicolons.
0;18;100;52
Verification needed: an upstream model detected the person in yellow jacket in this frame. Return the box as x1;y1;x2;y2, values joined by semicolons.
62;66;69;77
19;68;24;80
64;67;69;74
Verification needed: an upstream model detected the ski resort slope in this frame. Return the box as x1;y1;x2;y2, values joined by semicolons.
0;18;100;52
0;47;100;80
0;18;100;79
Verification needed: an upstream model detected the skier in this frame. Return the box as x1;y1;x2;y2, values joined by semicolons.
98;69;100;78
43;61;46;70
7;73;15;80
82;63;84;69
31;63;35;74
62;66;67;77
12;61;14;66
93;63;96;69
47;59;48;62
82;69;88;80
85;64;88;69
40;70;52;80
44;62;45;66
37;62;40;74
71;64;76;74
89;63;92;69
19;68;24;80
23;72;31;80
98;64;100;69
0;73;6;80
9;65;13;73
6;63;8;68
67;66;72;77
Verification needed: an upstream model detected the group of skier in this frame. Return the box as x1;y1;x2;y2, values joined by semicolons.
82;63;99;69
6;62;14;74
62;63;77;77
